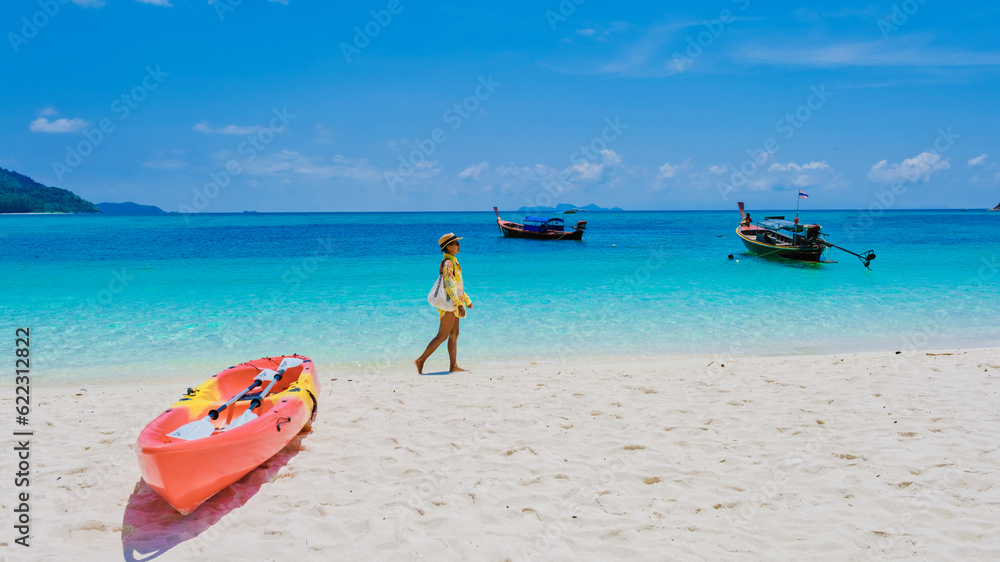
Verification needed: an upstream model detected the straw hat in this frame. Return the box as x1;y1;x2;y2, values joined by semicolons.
438;233;463;251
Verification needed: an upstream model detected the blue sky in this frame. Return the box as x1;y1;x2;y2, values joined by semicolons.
3;0;999;211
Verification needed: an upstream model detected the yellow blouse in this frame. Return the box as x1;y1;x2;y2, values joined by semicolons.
440;253;472;316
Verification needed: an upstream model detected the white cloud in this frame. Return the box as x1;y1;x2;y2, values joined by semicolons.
458;162;489;180
868;151;951;184
72;0;106;7
494;164;559;179
768;161;829;172
568;149;622;181
314;123;334;136
658;161;679;179
237;149;447;186
656;158;695;182
409;160;441;177
969;157;1000;187
193;122;264;135
708;165;728;175
313;123;335;144
568;161;603;180
467;154;635;200
546;21;704;78
38;106;58;116
573;21;627;42
485;164;561;197
735;159;839;192
29;116;90;133
741;38;1000;68
603;150;623;165
136;0;173;6
647;158;698;191
242;150;387;182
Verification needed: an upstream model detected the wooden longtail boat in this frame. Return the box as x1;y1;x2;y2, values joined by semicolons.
736;202;876;268
736;203;827;262
494;207;587;240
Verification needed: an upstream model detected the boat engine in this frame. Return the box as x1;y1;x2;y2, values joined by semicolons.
574;220;588;231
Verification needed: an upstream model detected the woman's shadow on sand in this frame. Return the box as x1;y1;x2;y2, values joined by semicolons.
120;434;307;561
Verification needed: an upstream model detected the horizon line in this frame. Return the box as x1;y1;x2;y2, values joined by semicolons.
4;208;996;216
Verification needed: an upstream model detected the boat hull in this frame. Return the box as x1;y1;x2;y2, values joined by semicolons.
736;226;825;262
497;220;583;240
135;355;319;514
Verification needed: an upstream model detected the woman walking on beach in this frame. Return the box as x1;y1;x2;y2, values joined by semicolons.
416;233;472;374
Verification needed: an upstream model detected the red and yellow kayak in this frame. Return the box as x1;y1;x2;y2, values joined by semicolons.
136;355;319;514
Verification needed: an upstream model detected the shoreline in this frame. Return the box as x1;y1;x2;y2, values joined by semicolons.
33;344;1000;387
10;347;999;559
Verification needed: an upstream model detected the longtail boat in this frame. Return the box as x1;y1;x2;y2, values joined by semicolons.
736;202;876;268
494;207;587;240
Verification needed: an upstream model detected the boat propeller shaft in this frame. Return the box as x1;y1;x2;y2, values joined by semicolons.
821;241;876;269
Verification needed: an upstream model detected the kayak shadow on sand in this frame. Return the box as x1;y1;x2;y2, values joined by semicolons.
120;433;308;561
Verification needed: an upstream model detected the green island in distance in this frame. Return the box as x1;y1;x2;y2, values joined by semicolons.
516;203;624;213
0;167;169;215
0;167;100;213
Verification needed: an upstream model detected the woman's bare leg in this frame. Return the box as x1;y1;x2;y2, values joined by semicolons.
449;317;466;372
416;312;456;374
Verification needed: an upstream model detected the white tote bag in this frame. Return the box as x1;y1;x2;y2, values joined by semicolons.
427;274;456;311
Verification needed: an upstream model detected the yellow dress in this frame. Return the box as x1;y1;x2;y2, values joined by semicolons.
439;253;472;317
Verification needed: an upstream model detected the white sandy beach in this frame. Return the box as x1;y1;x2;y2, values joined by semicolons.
6;348;1000;560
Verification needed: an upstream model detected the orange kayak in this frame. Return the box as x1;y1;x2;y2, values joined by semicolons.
136;355;319;514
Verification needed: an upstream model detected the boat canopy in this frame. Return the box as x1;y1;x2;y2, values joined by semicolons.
759;219;820;233
520;215;567;233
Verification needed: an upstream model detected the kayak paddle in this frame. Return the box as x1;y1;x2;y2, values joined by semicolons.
223;358;304;432
167;359;299;441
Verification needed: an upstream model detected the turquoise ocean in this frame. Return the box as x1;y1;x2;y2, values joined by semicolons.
3;210;998;383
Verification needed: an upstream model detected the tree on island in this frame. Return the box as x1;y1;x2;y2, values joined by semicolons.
0;167;99;213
